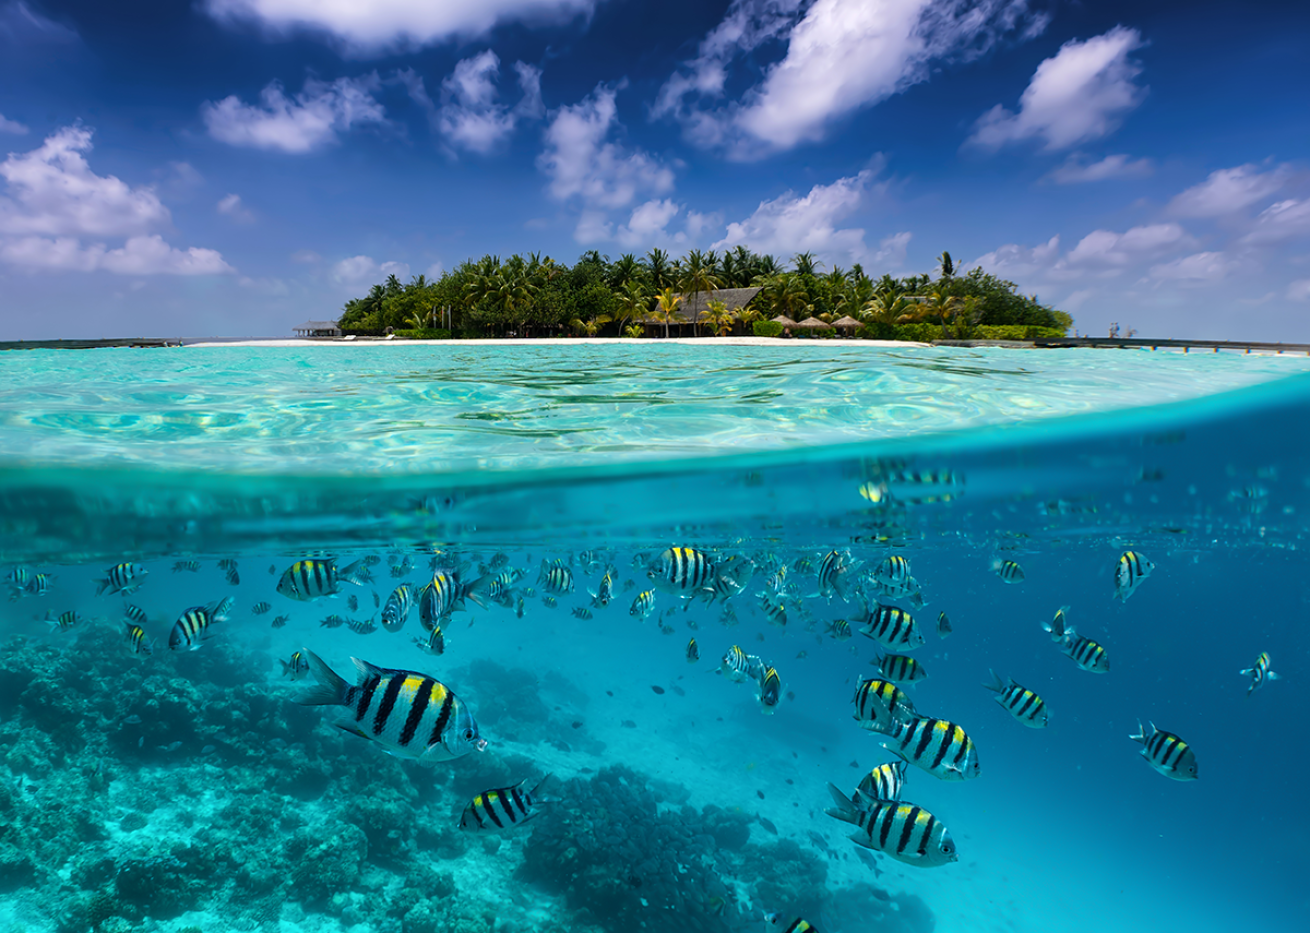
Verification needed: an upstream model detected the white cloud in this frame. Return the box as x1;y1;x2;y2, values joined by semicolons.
538;84;675;219
967;235;1061;279
0;112;27;134
1064;223;1192;268
0;2;80;46
616;198;681;248
871;231;912;267
712;168;888;265
202;74;386;153
1238;198;1310;247
1288;279;1310;302
1168;163;1293;218
0;125;170;236
968;224;1194;283
657;0;1044;157
1149;251;1239;284
203;0;594;54
1044;153;1152;184
435;51;543;153
216;193;255;222
331;255;409;285
968;26;1146;151
0;234;233;275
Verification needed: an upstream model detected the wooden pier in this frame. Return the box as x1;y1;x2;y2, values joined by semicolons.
0;338;179;351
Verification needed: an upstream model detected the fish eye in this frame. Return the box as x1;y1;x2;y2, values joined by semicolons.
942;842;954;854
463;729;475;741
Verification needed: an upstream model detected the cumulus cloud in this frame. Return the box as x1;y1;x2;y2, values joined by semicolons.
1044;153;1152;184
1237;198;1310;247
712;168;899;266
968;224;1194;283
1168;163;1293;218
400;51;543;154
656;0;1045;157
966;235;1061;280
0;126;233;275
202;74;386;153
203;0;594;54
0;112;27;134
538;84;675;241
1064;223;1192;269
1149;251;1240;284
216;193;255;222
616;199;681;248
331;254;409;285
968;26;1146;151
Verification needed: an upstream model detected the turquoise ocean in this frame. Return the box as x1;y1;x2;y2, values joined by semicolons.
0;343;1307;933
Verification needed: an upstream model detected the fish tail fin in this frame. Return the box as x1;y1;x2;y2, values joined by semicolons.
341;559;372;586
531;773;558;803
95;579;109;597
1128;719;1147;744
824;783;859;823
983;669;1004;693
296;650;347;707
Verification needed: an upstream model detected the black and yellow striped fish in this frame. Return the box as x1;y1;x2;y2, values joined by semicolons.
937;612;951;639
765;914;818;933
630;589;656;620
856;758;908;803
1239;651;1279;696
124;622;152;656
46;610;81;631
459;775;554;832
815;550;856;601
983;670;1048;728
759;591;788;627
874;653;928;684
1043;610;1109;673
123;604;148;627
719;645;752;682
857;602;925;651
281;651;309;680
414;625;446;656
648;547;716;596
992;559;1025;583
23;572;53;597
172;560;200;573
1129;720;1197;781
277;558;370;601
538;561;574;595
873;716;980;781
825;783;958;867
852;678;918;732
251;601;272;616
826;618;853;641
296;650;486;762
588;566;616;608
873;554;912;588
1113;550;1154;602
758;665;782;714
97;562;147;597
168;598;231;651
686;637;699;663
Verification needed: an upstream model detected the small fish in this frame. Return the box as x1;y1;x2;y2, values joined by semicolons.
277;558;371;601
124;622;152;655
414;625;446;656
992;559;1024;584
765;914;818;933
983;670;1048;728
97;562;147;597
372;590;380;608
295;651;486;762
515;596;526;619
538;561;574;595
571;606;593;620
1113;550;1154;602
815;549;857;601
3;566;30;586
874;653;927;684
857;602;924;651
381;584;415;633
123;604;149;627
281;651;310;680
588;566;616;608
791;557;815;575
347;594;359;612
856;758;908;803
719;645;752;682
541;595;558;609
872;555;912;588
268;563;276;575
686;637;699;663
852;678;918;731
858;480;888;503
319;614;348;629
46;609;82;631
757;665;782;714
22;572;54;597
1129;720;1198;781
648;547;716;596
168;599;231;650
270;614;290;629
172;560;200;573
1240;652;1278;696
346;616;377;635
826;618;853;641
936;612;951;639
759;592;787;627
1043;608;1109;673
872;716;980;781
630;589;656;621
460;775;555;832
825;784;958;867
251;601;272;616
419;569;478;629
218;557;240;585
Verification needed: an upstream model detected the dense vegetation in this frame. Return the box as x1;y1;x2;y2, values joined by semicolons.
336;248;1071;340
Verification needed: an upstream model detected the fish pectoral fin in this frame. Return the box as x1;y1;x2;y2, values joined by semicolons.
333;722;370;741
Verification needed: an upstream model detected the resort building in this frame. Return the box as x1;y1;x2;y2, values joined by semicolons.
639;287;762;336
293;320;343;338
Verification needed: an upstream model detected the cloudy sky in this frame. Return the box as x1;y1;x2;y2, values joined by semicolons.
0;0;1305;340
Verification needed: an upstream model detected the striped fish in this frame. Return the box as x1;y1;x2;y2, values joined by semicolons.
414;625;446;656
686;638;699;663
168;598;231;650
701;555;754;603
648;547;716;596
1043;610;1109;673
765;915;818;933
937;612;951;639
46;610;81;631
172;560;200;573
571;606;593;620
460;775;554;832
759;592;788;627
719;645;752;682
856;758;908;803
124;622;152;656
1113;550;1154;602
1239;652;1279;696
983;670;1048;728
815;550;857;601
420;570;478;630
875;653;928;684
873;716;980;781
825;618;853;641
295;651;486;762
276;558;370;601
97;562;147;597
541;595;558;609
630;589;656;620
123;604;148;627
825;784;958;867
588;566;616;608
758;665;782;714
23;573;54;597
271;614;289;629
873;555;912;588
852;678;918;732
538;561;574;595
381;584;415;633
4;566;29;586
992;559;1024;583
281;651;310;680
857;602;925;651
251;601;272;616
347;617;377;634
1129;720;1198;781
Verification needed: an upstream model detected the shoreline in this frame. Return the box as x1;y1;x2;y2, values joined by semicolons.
182;336;929;348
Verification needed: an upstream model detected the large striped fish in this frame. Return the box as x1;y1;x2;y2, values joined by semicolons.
277;558;371;601
168;597;233;650
856;601;925;651
1129;720;1197;781
825;784;958;867
459;775;554;832
852;678;918;732
381;584;415;632
872;716;980;781
648;547;716;596
874;653;928;684
296;651;486;762
96;562;147;597
983;670;1048;728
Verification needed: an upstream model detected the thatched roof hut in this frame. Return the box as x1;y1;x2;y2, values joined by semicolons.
796;317;833;329
832;315;863;329
771;315;799;327
674;286;763;323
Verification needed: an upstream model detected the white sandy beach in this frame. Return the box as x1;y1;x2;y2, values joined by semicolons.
184;336;928;348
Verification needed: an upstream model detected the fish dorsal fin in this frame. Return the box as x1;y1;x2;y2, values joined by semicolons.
351;656;386;682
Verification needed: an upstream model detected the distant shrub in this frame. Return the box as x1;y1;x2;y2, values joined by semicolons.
894;323;944;342
393;328;453;340
975;325;1067;340
753;321;784;338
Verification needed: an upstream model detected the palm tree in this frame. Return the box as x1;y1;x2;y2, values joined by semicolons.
653;287;683;339
609;253;644;290
791;252;821;278
644;248;674;291
679;249;722;334
613;280;651;335
861;293;915;326
758;273;808;320
936;251;955;280
703;299;735;337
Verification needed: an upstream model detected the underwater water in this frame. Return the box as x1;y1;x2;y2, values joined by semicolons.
0;344;1308;933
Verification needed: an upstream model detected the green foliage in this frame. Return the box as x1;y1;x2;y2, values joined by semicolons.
393;328;453;340
895;323;944;342
975;325;1068;340
753;320;784;338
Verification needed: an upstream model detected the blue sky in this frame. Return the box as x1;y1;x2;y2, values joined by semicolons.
0;0;1306;340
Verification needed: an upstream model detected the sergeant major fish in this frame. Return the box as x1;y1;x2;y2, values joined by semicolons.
1240;651;1278;696
1130;720;1198;781
858;602;925;652
588;566;616;608
1114;550;1154;602
381;584;415;633
992;559;1024;584
852;677;919;732
757;665;782;714
825;784;958;867
124;622;152;656
686;638;699;663
983;670;1048;728
630;589;656;621
295;650;486;762
871;716;980;781
538;561;574;595
459;775;555;832
281;651;310;680
97;562;147;597
855;758;908;804
648;547;716;597
814;550;858;601
168;598;233;651
251;602;272;616
1043;608;1109;673
277;558;371;601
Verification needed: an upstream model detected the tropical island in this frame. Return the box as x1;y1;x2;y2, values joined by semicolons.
333;248;1071;342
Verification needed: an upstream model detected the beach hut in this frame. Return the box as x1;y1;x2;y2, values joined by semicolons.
770;315;799;327
293;320;342;338
832;315;863;338
795;317;833;330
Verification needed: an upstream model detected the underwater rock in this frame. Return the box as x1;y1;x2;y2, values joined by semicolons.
286;820;369;906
